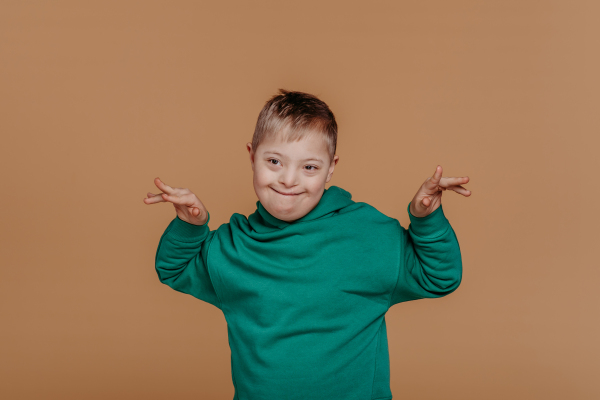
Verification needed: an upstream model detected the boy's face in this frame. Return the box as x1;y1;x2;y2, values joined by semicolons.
247;132;339;222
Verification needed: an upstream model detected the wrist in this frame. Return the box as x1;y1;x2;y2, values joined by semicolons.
407;202;449;237
169;211;211;241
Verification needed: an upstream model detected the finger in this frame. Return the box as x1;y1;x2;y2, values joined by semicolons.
421;192;440;207
143;193;166;204
143;196;165;204
161;193;184;204
440;176;469;187
154;177;175;195
447;185;472;196
162;192;196;206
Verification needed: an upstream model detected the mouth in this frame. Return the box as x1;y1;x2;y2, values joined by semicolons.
271;187;302;196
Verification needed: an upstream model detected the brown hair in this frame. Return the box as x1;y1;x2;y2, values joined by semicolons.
251;89;337;163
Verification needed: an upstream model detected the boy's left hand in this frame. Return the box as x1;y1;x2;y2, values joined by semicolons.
409;165;471;218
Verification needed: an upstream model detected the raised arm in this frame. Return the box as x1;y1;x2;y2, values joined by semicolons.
390;202;462;306
388;165;469;306
145;177;222;309
155;212;222;309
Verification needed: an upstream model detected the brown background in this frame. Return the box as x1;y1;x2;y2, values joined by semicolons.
1;1;598;399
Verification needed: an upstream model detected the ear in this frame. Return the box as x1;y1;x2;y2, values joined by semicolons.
325;155;339;182
246;143;255;171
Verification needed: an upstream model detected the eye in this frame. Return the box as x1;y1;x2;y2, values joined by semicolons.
268;159;317;171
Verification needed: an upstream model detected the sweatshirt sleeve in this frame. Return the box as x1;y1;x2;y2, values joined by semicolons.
154;212;222;310
389;202;462;306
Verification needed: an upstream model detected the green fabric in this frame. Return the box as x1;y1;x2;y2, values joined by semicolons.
155;185;462;400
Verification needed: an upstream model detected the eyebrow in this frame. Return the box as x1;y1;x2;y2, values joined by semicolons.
263;151;325;164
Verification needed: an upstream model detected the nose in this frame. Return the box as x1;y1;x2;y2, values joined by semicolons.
278;168;298;187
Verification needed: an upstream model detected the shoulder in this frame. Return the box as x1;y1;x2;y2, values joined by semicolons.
210;213;250;237
335;201;402;237
341;201;398;223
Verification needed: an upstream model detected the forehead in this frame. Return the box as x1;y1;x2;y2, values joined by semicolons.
259;134;328;160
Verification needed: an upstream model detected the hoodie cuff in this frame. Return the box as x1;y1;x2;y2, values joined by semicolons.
168;212;211;242
407;202;450;238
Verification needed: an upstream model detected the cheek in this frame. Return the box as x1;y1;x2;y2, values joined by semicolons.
254;167;274;185
301;181;321;195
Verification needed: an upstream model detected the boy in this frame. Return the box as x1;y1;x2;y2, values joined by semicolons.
144;89;470;400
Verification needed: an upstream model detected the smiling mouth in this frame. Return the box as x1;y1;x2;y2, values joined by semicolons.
271;187;302;196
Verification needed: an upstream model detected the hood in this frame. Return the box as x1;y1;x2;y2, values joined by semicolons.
247;185;356;232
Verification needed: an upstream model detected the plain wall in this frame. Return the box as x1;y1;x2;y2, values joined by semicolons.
1;1;598;399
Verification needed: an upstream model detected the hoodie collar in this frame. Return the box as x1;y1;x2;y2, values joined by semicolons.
248;185;355;231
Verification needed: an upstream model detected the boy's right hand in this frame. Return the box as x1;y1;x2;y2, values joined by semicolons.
143;178;209;226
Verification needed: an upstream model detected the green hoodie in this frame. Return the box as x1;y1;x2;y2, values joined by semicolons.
155;185;462;400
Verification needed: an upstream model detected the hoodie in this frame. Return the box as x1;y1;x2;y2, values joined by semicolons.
155;185;462;400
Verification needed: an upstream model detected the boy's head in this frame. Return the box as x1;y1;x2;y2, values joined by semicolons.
247;89;340;222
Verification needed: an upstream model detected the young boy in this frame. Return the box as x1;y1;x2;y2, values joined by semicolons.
144;89;470;400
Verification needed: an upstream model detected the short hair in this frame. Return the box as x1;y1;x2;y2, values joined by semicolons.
251;89;337;163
